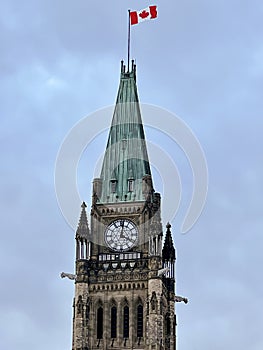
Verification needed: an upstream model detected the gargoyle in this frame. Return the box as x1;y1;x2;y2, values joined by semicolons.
174;295;188;304
60;272;76;280
157;267;170;276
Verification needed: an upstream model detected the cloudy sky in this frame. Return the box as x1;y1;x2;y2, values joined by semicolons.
1;0;263;349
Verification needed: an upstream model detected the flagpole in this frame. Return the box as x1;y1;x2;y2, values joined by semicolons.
127;9;131;72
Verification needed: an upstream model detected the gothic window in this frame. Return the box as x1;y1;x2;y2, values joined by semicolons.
137;304;143;338
111;306;117;339
97;307;103;339
123;305;129;338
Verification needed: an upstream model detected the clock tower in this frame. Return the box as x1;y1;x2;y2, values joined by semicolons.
71;60;181;350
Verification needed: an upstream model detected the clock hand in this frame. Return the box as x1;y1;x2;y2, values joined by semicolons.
120;226;124;238
119;220;125;238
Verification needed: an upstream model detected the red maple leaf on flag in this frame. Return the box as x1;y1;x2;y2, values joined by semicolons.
139;10;149;19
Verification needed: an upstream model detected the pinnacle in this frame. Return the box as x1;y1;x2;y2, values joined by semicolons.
162;223;175;261
76;202;89;239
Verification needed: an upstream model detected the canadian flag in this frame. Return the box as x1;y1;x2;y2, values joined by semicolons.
130;5;158;25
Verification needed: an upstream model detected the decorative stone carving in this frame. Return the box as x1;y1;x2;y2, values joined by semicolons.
157;267;170;276
174;295;188;304
60;272;76;280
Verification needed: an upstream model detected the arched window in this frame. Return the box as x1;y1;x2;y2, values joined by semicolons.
137;304;143;338
111;306;117;339
123;305;129;338
97;307;103;339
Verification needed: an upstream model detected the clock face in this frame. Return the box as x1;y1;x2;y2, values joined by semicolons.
104;219;138;251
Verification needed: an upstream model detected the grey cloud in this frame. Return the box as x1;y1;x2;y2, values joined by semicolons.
1;1;262;349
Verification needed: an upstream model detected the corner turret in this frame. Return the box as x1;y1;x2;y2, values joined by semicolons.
75;202;90;260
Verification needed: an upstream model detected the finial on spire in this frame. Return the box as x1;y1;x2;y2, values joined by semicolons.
121;60;125;73
120;60;136;77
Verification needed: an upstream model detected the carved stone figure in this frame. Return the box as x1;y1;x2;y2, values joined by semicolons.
174;295;188;304
60;272;76;280
157;266;170;276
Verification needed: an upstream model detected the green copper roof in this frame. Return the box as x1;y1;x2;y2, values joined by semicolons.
99;61;152;203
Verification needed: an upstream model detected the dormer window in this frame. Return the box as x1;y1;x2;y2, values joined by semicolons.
128;179;134;192
110;180;117;193
121;138;127;150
